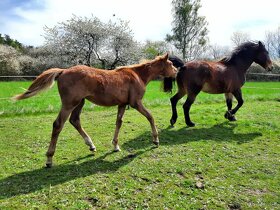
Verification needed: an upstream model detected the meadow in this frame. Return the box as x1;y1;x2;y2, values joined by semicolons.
0;81;279;209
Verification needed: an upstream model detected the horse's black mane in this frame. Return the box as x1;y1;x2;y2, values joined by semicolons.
168;55;185;68
219;41;262;65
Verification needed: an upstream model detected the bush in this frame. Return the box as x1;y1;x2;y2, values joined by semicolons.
247;61;280;81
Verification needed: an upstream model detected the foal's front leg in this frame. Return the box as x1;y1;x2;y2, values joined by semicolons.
112;105;126;151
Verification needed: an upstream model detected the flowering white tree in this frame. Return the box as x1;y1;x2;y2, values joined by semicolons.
265;27;280;59
0;45;20;75
43;15;141;69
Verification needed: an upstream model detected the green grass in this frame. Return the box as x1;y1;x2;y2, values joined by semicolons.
0;81;279;209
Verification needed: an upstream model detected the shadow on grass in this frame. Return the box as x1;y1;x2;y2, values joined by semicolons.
0;151;143;199
0;122;262;199
122;122;263;150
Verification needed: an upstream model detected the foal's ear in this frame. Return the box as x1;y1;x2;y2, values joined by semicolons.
258;41;264;47
163;53;169;60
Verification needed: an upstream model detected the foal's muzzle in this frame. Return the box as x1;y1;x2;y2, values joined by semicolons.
170;66;178;78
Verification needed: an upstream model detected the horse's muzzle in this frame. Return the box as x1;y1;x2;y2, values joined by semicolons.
266;65;273;72
266;61;274;72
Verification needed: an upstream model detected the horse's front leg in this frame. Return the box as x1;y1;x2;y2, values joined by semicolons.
112;105;126;152
227;89;244;120
224;93;236;121
133;101;159;146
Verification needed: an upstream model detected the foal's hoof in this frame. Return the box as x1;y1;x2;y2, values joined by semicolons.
89;147;96;152
113;145;121;152
187;122;195;127
45;163;52;168
153;141;159;147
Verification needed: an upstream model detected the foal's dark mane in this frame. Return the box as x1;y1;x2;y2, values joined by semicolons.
219;41;261;65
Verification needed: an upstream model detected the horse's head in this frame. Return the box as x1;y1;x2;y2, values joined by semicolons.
254;41;273;71
158;53;177;78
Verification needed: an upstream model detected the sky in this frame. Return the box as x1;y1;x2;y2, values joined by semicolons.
0;0;279;47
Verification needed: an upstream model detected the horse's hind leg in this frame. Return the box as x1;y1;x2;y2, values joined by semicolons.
183;89;200;127
170;90;185;126
69;99;96;152
46;106;73;168
112;105;126;152
224;93;236;121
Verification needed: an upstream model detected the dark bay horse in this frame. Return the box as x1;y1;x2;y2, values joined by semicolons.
164;41;273;127
13;54;177;167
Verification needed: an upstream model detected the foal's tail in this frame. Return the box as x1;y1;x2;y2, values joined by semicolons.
12;68;64;101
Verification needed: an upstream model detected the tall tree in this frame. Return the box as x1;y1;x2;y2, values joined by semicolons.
231;31;250;47
205;43;230;60
166;0;208;60
141;40;170;59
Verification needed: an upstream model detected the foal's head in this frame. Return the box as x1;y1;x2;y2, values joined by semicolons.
254;41;273;71
157;54;177;78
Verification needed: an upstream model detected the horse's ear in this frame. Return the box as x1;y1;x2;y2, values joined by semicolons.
258;41;264;47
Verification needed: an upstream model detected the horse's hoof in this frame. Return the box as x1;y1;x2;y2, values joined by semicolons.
224;111;232;120
187;122;195;127
45;163;52;168
228;115;237;121
170;118;176;126
225;111;236;121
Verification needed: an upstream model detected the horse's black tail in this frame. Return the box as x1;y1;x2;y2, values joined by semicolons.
163;77;174;93
163;55;185;93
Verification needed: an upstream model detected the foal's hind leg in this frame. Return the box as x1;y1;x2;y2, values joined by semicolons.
112;105;126;152
170;90;186;126
224;93;236;121
69;99;96;152
133;101;159;146
46;106;73;168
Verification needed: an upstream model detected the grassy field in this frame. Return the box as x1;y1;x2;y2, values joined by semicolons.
0;81;279;209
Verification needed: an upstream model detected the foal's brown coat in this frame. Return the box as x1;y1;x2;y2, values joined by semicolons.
14;54;177;167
